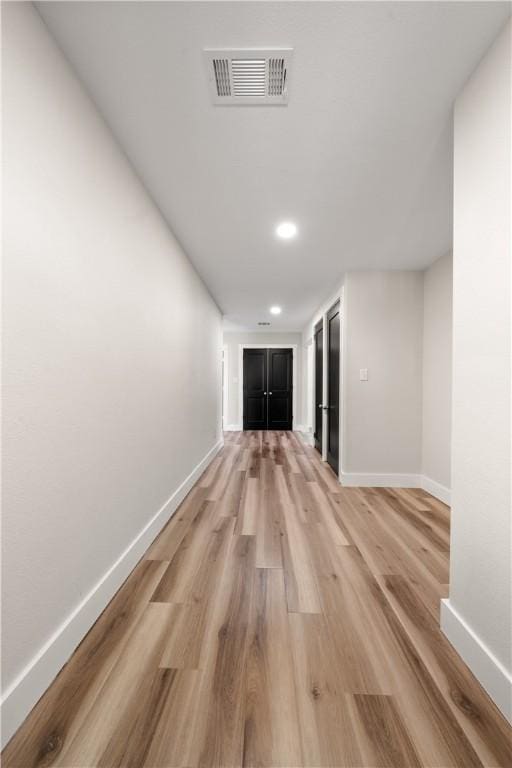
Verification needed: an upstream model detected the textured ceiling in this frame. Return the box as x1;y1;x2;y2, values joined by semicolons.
37;1;510;330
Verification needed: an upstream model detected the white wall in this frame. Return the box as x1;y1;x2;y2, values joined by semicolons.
422;252;453;495
442;20;511;720
222;331;303;428
303;269;454;494
1;2;222;743
342;272;424;479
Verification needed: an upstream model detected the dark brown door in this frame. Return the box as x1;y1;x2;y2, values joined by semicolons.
243;349;267;430
243;348;293;430
314;320;323;453
267;348;293;430
326;301;340;473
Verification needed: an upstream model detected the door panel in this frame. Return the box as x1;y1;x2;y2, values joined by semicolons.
246;396;266;424
243;349;267;430
245;352;266;389
314;321;323;453
270;352;289;389
269;395;290;425
327;302;340;473
243;348;293;430
268;349;293;430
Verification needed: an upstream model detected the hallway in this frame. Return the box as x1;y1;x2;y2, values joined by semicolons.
4;431;510;767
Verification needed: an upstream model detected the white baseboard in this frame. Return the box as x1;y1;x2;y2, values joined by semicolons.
0;438;223;749
338;470;451;507
441;599;512;722
420;475;451;505
340;471;422;488
293;424;308;433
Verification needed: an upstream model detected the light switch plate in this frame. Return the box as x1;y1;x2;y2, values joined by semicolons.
359;368;368;381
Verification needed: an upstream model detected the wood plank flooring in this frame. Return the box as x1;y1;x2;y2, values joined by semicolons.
3;431;511;767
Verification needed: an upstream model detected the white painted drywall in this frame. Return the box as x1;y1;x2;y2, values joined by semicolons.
2;0;221;710
447;18;511;698
222;332;303;427
422;252;453;491
342;272;424;475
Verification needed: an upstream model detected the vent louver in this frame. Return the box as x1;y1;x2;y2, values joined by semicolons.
204;49;292;105
213;59;231;96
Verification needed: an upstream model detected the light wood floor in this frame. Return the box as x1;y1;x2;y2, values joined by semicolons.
3;431;511;767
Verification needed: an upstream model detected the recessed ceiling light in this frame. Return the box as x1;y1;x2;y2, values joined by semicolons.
276;221;297;239
270;306;282;315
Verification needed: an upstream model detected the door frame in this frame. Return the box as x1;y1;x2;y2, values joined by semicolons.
222;344;229;431
309;290;343;476
238;344;298;430
313;319;324;454
326;300;340;474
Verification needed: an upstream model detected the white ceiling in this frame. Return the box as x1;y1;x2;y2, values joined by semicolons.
37;1;510;331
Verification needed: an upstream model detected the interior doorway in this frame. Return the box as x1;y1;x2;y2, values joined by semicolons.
326;300;340;473
314;319;323;453
242;347;293;430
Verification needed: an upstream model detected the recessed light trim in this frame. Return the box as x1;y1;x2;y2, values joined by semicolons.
276;221;297;239
270;306;282;315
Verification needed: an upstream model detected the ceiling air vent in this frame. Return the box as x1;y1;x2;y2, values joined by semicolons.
258;321;271;326
204;49;292;105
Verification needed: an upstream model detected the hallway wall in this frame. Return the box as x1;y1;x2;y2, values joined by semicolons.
1;2;222;744
422;252;453;496
222;331;303;429
303;268;453;494
443;19;511;720
342;271;424;480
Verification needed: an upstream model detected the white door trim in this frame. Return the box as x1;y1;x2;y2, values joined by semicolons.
325;298;342;471
238;344;298;430
222;344;228;431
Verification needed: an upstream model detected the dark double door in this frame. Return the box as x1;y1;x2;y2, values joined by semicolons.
243;348;293;430
314;301;340;474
